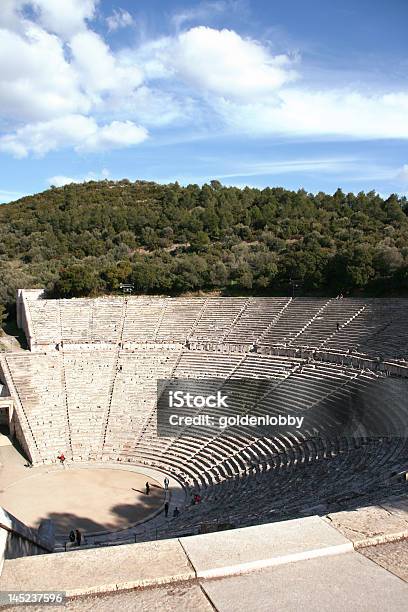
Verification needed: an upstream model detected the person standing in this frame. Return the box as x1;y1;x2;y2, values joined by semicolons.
57;453;65;467
164;477;169;490
75;529;82;546
164;502;169;518
145;482;150;495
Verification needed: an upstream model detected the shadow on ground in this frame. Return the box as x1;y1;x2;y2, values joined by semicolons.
44;488;165;537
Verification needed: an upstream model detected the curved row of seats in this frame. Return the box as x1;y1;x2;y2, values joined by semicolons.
154;437;408;538
24;295;408;361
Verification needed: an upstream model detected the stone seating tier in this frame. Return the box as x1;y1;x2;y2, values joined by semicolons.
22;294;408;361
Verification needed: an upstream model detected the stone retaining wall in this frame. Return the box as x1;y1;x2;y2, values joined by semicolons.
0;507;52;575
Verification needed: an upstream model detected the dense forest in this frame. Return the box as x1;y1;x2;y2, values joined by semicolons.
1;179;408;317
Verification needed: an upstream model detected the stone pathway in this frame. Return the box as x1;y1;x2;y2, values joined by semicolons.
0;583;213;612
360;538;408;582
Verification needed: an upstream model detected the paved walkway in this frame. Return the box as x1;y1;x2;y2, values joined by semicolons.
200;550;408;612
360;538;408;582
4;546;408;612
0;433;34;490
0;434;11;448
0;583;213;612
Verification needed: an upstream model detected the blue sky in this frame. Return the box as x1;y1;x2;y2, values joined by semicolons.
1;0;407;202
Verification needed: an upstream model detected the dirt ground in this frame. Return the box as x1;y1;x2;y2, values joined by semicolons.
0;433;164;535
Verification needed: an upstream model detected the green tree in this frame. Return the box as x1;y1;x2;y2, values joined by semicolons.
190;230;210;252
1;179;408;311
52;265;101;298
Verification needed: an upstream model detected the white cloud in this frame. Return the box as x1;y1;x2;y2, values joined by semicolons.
79;120;148;152
30;0;98;39
0;23;89;121
0;20;144;123
214;89;408;139
144;26;297;100
46;175;76;187
106;8;134;32
70;30;143;100
0;1;143;125
0;0;24;31
0;114;90;157
177;27;296;98
0;2;149;156
0;115;148;157
47;168;110;187
0;0;98;38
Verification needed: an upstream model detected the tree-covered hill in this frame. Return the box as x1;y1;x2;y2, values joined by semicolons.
1;179;408;313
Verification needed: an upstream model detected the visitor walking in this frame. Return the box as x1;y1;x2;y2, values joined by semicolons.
164;502;169;518
164;477;169;490
145;482;150;495
173;507;180;518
